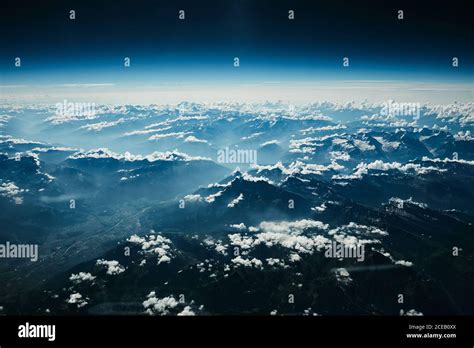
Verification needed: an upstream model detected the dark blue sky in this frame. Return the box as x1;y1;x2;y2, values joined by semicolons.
0;0;473;85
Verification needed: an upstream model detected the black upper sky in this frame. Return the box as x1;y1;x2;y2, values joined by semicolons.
1;0;473;82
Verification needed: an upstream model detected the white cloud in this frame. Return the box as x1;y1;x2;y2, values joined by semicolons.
184;135;208;143
148;132;192;141
0;136;45;145
454;130;473;141
300;124;347;134
400;309;423;316
229;223;247;231
177;306;196;316
260;140;280;147
231;256;263;269
69;148;210;162
227;193;244;208
334;222;388;236
69;272;96;284
67;292;88;308
123;126;172;136
80;118;125;132
389;197;427;209
0;181;24;204
289;253;301;262
254;232;330;254
183;194;203;202
253;161;344;177
203;238;229;256
395;260;413;267
255;219;329;234
241;132;264;140
266;258;285;267
205;190;223;203
421;156;474;166
333;160;447;180
96;259;125;275
312;203;326;212
143;293;179;315
327;223;387;249
334;268;352;284
353;139;376;151
228;234;254;249
373;136;400;151
228;220;331;257
127;233;174;265
329;151;351;161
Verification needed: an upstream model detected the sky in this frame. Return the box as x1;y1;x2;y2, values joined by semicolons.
0;0;473;103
